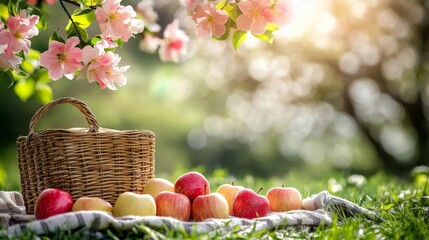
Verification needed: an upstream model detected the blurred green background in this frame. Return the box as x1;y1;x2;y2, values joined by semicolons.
1;0;429;190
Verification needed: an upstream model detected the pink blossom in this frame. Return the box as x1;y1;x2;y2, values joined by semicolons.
95;0;144;42
192;3;228;38
0;10;39;54
159;20;189;63
139;34;161;53
272;0;289;27
0;45;22;69
181;0;204;13
236;0;275;35
136;0;161;32
39;37;83;80
130;18;144;35
80;43;129;90
98;36;119;48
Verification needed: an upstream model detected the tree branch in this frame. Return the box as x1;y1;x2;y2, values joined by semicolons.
61;0;97;9
59;0;84;45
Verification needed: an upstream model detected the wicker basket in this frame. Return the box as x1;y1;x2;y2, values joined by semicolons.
16;97;155;214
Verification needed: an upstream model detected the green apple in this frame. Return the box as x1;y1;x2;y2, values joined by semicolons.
72;196;113;214
216;183;245;215
113;192;156;217
143;178;175;199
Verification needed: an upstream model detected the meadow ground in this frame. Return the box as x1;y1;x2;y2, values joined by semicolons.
7;167;429;239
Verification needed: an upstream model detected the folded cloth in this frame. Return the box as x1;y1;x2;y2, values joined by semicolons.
0;192;35;227
0;190;375;237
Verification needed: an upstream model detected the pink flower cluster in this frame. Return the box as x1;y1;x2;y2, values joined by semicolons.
39;0;143;90
185;0;288;37
137;0;189;63
0;10;39;70
95;0;144;42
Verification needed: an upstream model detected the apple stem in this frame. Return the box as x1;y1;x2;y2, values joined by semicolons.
232;182;234;186
257;187;263;194
205;183;208;195
282;184;284;188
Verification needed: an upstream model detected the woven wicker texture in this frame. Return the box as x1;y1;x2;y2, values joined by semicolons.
16;97;155;214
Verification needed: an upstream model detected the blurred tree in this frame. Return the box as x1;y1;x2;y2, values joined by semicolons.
3;0;429;181
177;0;429;176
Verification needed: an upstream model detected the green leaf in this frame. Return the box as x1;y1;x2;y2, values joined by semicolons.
36;15;46;30
67;25;88;42
253;31;274;44
79;0;102;7
8;0;16;16
50;31;65;43
215;0;228;9
9;70;22;81
28;49;41;59
265;23;279;32
90;35;102;45
114;38;124;48
225;3;239;22
34;69;51;84
0;2;8;22
16;69;29;78
381;203;394;210
20;60;34;74
216;2;239;21
65;8;95;31
14;78;35;101
36;84;53;103
232;30;247;50
15;0;28;13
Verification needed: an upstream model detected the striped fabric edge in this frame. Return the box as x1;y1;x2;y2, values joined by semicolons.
1;190;376;237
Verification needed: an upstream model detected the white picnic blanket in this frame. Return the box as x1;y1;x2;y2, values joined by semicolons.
0;191;375;237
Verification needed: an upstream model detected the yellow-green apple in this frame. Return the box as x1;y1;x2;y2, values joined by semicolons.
174;171;210;201
72;196;113;214
232;188;270;219
192;192;229;221
143;178;175;199
34;188;74;220
302;197;316;211
266;187;302;212
155;191;191;221
216;183;244;215
113;192;156;217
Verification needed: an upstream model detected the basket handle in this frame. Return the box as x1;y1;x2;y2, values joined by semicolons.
28;97;99;136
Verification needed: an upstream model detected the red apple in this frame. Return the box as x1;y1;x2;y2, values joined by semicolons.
232;188;270;219
156;191;191;221
34;188;74;220
174;171;210;201
266;187;302;212
216;183;244;215
192;192;229;221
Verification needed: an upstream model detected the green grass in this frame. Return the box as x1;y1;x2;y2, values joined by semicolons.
5;168;429;239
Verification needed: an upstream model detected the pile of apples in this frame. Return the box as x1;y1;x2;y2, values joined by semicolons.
34;171;310;221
